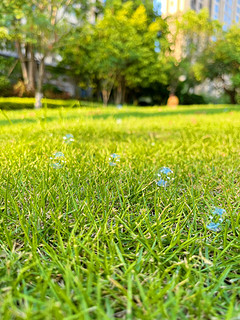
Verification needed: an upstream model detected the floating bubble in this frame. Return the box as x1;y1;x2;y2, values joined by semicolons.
212;207;225;218
207;206;226;232
158;167;173;175
117;104;123;110
53;152;65;158
156;179;167;187
156;167;173;187
51;162;64;169
210;206;225;223
50;152;65;169
63;134;74;144
206;222;221;232
109;153;120;166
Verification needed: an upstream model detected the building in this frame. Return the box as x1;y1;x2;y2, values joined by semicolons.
154;0;240;100
156;0;240;28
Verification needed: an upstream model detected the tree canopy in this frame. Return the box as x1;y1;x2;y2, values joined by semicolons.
0;0;239;105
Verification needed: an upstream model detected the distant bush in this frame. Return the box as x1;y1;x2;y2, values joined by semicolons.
0;76;12;96
43;84;71;100
180;93;206;105
0;97;80;110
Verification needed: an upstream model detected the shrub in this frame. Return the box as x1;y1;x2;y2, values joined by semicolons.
180;93;206;105
0;97;80;110
0;76;12;96
43;84;71;99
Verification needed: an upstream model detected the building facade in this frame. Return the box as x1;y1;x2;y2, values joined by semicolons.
156;0;240;27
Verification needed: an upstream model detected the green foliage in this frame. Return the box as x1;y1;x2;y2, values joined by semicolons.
0;105;240;318
0;26;9;40
60;1;169;104
165;9;221;95
179;92;206;105
0;0;239;105
0;0;87;52
193;26;240;104
0;0;89;95
0;76;11;96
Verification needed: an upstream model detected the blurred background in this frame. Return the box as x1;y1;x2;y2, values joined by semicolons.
0;0;239;107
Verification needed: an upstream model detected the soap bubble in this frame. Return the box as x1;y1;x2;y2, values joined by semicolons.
50;152;65;169
158;167;173;175
206;222;221;232
212;207;225;218
117;104;123;110
206;206;226;232
51;162;64;169
156;167;173;187
109;153;120;166
209;206;225;223
52;152;65;158
156;179;168;187
63;134;74;144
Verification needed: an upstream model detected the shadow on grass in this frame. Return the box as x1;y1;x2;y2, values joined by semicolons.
91;106;240;120
0;117;56;126
0;106;240;126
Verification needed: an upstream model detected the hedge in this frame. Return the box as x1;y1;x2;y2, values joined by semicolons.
0;97;80;110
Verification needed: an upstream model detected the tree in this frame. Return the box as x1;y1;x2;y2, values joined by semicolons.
60;1;169;105
0;0;88;107
193;25;240;104
164;9;221;96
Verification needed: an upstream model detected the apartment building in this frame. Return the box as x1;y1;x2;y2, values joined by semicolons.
156;0;240;27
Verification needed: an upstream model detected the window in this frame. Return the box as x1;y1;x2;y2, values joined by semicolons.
191;0;196;10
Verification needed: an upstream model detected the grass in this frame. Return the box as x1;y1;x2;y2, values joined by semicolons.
0;104;240;319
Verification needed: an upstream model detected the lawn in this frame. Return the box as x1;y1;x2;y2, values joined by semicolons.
0;104;240;319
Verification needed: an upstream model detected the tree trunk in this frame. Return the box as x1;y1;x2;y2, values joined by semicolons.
16;41;36;93
28;44;35;93
224;87;237;104
102;89;111;106
16;41;29;88
115;77;126;104
73;78;80;99
122;78;126;104
35;58;45;109
115;85;122;105
101;78;114;106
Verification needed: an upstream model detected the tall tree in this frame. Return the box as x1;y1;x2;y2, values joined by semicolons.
0;0;88;107
60;1;169;105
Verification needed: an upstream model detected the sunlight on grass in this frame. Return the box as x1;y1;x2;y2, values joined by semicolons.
0;105;239;319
